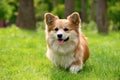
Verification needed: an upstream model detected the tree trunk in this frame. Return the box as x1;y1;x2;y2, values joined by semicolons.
96;0;108;34
81;0;87;22
16;0;36;30
90;0;96;21
64;0;75;18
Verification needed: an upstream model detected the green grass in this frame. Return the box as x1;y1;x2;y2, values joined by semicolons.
0;26;120;80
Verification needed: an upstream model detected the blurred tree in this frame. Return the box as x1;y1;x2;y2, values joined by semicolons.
96;0;108;34
64;0;75;18
34;0;54;21
44;0;53;12
108;1;120;31
75;0;81;13
53;0;58;7
0;0;13;21
16;0;36;30
8;0;18;23
75;0;90;23
0;0;15;27
81;0;87;22
34;0;46;21
52;4;64;18
90;0;96;21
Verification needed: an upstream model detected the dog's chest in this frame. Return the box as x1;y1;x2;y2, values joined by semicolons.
46;49;75;69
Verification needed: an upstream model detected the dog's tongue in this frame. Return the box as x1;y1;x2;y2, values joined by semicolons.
58;39;64;44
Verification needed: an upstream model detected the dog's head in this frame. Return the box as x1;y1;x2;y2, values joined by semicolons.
44;12;81;44
44;12;81;47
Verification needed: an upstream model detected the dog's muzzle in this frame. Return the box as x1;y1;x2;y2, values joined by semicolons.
57;36;69;44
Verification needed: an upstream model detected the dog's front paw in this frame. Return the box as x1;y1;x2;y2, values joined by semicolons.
69;65;82;74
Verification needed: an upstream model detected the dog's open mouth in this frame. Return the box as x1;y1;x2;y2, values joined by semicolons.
57;37;69;44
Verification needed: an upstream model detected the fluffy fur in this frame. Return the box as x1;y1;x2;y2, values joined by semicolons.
44;12;90;73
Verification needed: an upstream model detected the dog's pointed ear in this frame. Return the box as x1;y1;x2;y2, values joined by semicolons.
44;13;58;25
67;12;81;26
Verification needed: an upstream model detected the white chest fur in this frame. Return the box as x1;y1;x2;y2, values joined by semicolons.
46;49;75;69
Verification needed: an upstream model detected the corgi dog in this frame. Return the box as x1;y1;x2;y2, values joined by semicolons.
44;12;90;73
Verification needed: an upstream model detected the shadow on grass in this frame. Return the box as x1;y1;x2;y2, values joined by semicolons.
49;63;93;80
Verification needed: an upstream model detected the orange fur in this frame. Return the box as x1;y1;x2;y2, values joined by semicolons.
44;12;90;73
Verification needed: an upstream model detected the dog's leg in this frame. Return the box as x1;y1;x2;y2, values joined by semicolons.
69;60;83;74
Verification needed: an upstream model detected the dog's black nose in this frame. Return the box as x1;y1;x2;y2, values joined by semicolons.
57;34;62;38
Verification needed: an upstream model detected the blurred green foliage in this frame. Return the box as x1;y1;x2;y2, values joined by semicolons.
52;4;64;18
82;21;97;31
0;0;17;23
108;2;120;30
34;0;49;21
0;0;120;30
0;0;13;20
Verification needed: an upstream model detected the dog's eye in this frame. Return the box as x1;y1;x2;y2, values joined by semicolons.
55;28;59;31
64;28;69;31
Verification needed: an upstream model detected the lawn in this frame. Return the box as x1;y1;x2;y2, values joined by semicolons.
0;26;120;80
